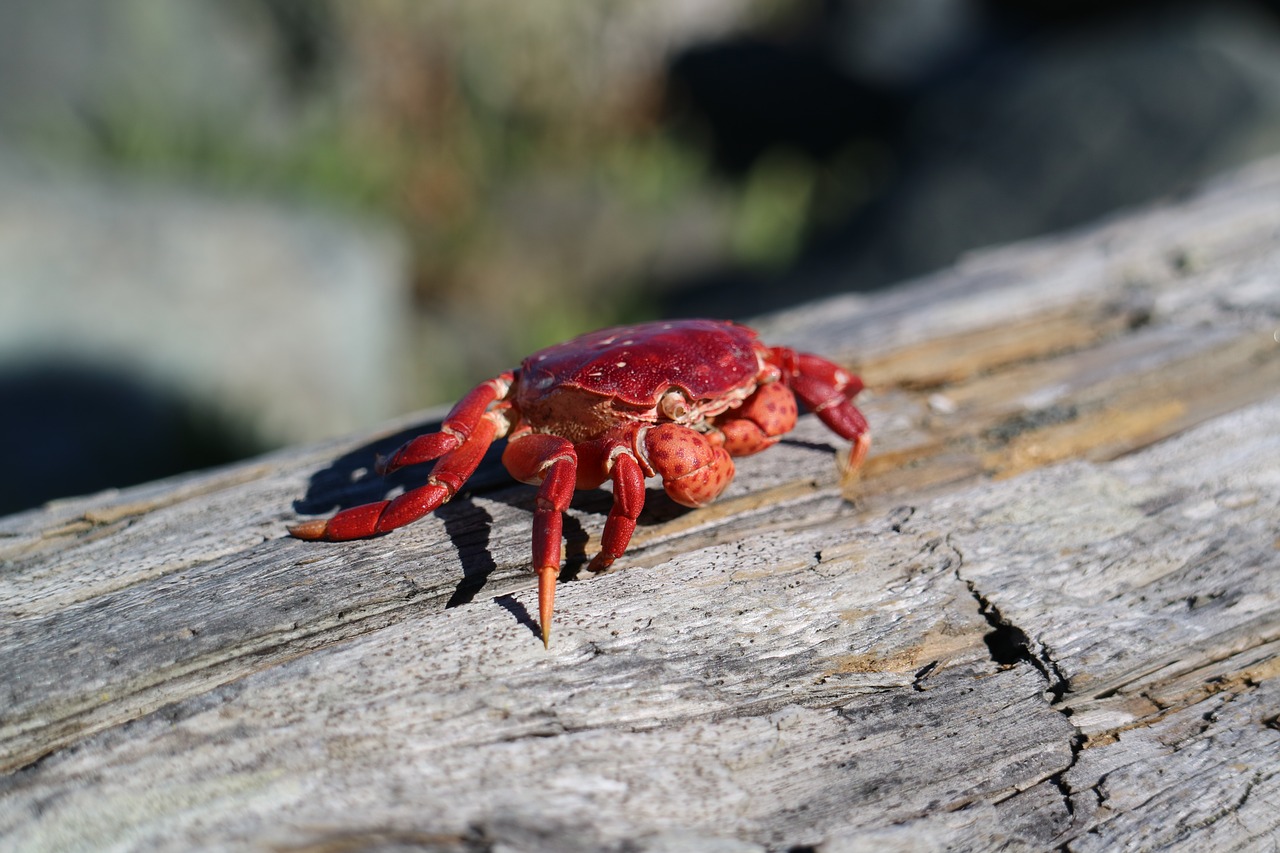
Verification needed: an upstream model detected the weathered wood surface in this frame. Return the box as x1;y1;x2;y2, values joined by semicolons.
2;156;1279;851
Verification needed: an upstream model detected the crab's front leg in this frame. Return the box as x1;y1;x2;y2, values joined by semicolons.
376;372;514;474
502;430;579;648
288;372;514;541
288;413;502;541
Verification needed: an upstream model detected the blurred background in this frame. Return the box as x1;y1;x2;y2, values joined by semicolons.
4;0;1280;515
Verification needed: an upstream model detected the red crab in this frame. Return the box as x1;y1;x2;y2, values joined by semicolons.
290;319;870;646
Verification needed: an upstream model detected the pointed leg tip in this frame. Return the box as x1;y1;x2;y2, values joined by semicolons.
857;434;872;467
537;564;559;650
287;519;328;540
841;432;872;475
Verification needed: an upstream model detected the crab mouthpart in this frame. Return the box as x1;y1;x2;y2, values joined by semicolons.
659;389;691;421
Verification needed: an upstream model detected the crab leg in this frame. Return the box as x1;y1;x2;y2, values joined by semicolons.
502;432;579;647
587;452;647;573
288;416;499;541
783;351;872;472
376;372;513;474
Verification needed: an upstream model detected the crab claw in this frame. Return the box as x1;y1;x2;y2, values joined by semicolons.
718;380;799;456
642;423;736;508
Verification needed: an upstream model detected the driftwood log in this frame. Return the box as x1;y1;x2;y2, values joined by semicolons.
2;156;1279;852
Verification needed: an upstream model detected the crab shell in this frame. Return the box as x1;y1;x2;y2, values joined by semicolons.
515;319;772;444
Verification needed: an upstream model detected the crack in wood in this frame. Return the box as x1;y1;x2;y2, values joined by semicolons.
950;535;1090;830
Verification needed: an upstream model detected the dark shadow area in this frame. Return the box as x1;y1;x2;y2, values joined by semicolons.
439;498;496;609
493;593;541;643
983;619;1033;668
666;35;901;179
556;512;593;584
0;361;264;516
658;0;1280;320
777;435;846;456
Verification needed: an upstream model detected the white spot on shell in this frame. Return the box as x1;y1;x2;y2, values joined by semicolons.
616;362;626;368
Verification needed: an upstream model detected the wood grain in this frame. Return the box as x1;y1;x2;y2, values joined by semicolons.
2;156;1279;851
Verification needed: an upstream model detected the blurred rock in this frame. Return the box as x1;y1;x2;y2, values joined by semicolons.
0;161;411;511
662;1;1280;318
830;2;1280;288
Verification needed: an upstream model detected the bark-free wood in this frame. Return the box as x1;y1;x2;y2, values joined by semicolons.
2;158;1279;851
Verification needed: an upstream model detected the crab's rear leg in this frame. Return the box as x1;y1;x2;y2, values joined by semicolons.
502;431;579;648
781;350;871;472
288;415;500;541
